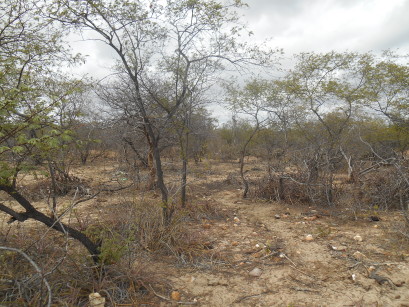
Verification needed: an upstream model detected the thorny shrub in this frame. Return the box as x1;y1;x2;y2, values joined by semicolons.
0;196;223;305
252;173;342;207
353;166;409;211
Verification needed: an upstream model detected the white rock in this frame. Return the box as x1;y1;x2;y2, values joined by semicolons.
353;251;366;261
89;293;105;307
330;245;347;251
249;267;262;277
233;217;240;223
354;235;363;242
305;234;314;241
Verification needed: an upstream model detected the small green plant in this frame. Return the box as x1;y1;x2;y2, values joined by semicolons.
316;225;332;238
85;225;132;264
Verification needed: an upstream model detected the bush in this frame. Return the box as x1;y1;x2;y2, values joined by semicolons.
354;166;409;211
252;173;342;207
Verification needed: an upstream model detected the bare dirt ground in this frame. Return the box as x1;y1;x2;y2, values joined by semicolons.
157;161;409;307
2;159;409;306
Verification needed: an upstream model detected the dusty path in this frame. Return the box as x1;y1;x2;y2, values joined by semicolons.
169;184;409;306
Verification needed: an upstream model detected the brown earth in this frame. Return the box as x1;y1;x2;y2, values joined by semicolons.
1;160;409;306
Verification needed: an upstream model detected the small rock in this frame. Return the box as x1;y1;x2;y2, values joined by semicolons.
232;241;239;246
253;251;264;258
353;235;363;242
353;251;366;261
274;214;281;219
171;291;181;301
89;293;105;307
305;234;314;241
330;245;347;251
369;216;381;222
304;215;318;221
249;267;262;277
233;217;240;223
202;223;211;229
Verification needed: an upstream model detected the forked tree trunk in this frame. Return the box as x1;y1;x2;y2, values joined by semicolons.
181;128;189;208
239;124;260;199
143;127;156;190
0;184;101;263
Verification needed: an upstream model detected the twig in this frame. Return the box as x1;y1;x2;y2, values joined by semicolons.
0;246;52;307
260;251;280;260
290;287;320;293
148;284;197;305
279;253;297;267
233;290;274;303
290;265;321;281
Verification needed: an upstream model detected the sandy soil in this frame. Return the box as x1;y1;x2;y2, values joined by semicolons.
159;162;409;307
2;160;409;306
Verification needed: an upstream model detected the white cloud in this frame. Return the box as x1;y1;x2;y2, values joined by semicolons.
243;0;409;54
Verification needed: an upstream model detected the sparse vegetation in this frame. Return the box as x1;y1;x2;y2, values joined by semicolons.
1;0;409;305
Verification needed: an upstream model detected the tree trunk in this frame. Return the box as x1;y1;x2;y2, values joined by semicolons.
0;184;101;263
142;128;156;190
181;128;189;208
240;151;249;198
150;135;172;223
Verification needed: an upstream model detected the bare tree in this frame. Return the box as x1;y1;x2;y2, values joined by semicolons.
49;0;278;222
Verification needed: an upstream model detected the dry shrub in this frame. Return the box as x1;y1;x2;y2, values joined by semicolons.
0;249;49;306
0;197;225;306
224;172;241;185
353;167;409;210
0;209;170;306
85;200;185;260
184;199;229;221
22;173;90;201
252;173;342;207
95;199;220;263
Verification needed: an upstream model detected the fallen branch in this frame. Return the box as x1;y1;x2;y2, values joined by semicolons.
0;246;52;307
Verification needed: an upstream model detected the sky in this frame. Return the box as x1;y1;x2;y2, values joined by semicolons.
72;0;409;79
70;0;409;123
241;0;409;55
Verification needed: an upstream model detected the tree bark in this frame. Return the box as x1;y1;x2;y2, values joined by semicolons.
181;128;189;208
0;184;101;263
142;127;156;190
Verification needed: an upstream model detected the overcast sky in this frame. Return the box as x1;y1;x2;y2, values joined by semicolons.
242;0;409;54
72;0;409;78
72;0;409;123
